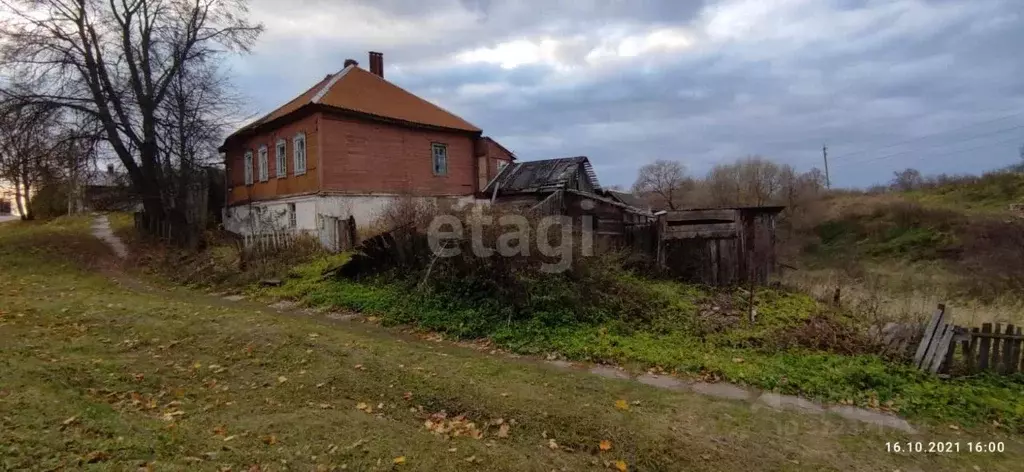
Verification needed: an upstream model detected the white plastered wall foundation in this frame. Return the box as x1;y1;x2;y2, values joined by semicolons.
223;194;479;238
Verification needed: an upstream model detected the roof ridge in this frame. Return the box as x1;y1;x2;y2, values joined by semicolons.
311;65;355;104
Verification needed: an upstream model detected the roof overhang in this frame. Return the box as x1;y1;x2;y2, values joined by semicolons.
219;103;483;152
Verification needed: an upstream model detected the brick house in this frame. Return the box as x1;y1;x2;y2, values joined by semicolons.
220;51;515;236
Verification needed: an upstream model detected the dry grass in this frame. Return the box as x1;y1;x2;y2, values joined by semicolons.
3;216;1024;471
784;263;1024;326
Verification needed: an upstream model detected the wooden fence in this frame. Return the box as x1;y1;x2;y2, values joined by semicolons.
913;304;1024;375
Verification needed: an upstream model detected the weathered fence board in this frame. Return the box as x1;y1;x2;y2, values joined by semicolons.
914;306;947;368
1000;324;1016;374
929;324;955;373
978;323;993;370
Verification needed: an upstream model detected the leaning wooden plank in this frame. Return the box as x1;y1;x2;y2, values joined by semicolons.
923;323;949;372
930;324;956;373
913;306;946;368
978;323;993;370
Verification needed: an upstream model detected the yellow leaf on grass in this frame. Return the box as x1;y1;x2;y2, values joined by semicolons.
548;438;559;450
393;456;406;465
614;399;629;411
599;440;612;451
615;460;628;471
262;435;277;445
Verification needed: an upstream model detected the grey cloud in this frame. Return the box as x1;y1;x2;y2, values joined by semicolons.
234;0;1024;188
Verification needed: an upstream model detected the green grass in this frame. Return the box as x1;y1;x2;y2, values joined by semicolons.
907;171;1024;212
259;258;1024;432
8;219;1023;470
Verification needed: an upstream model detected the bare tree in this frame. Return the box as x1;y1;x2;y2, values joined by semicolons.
0;99;97;219
0;0;262;225
890;168;924;192
632;160;692;210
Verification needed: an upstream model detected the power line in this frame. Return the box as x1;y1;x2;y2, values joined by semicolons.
831;133;1024;169
831;124;1024;167
830;110;1024;160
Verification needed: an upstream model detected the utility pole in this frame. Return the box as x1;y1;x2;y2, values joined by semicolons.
822;144;831;189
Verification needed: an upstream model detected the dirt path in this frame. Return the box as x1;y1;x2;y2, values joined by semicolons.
91;214;127;259
85;214;917;434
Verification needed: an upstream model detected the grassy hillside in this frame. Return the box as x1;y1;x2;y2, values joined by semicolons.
788;170;1024;325
906;169;1024;212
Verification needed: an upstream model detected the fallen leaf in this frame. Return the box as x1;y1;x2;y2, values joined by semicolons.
353;364;364;370
403;392;413;401
212;425;227;436
393;456;406;465
497;424;510;438
599;440;612;451
615;460;628;471
548;438;559;450
262;435;277;445
277;376;287;383
61;415;79;427
614;400;629;411
84;450;110;463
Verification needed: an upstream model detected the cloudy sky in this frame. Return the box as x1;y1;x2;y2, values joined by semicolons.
229;0;1024;188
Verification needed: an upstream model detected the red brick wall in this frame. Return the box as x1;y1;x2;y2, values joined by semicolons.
485;139;515;180
226;113;320;205
320;116;477;196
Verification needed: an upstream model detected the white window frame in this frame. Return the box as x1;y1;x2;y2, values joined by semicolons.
257;145;269;182
243;150;253;186
288;203;297;229
293;133;307;176
275;139;287;178
431;143;448;176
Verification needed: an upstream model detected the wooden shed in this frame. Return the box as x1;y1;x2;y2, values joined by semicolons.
656;206;784;285
482;156;654;250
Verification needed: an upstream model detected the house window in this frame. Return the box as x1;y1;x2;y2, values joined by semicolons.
258;145;269;182
431;143;448;176
288;203;296;229
497;160;509;174
243;150;253;186
276;139;287;178
294;133;307;175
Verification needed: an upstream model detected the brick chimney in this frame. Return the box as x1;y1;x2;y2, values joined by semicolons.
344;58;358;68
368;51;383;77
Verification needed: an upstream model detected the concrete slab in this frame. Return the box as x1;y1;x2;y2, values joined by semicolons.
757;393;825;414
545;360;575;370
326;312;361;322
589;365;631;380
636;374;689;391
691;382;755;401
828;406;917;434
269;300;299;310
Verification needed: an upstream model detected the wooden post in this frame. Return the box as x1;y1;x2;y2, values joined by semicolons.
967;327;980;372
1013;327;1023;374
1001;324;1016;374
979;323;993;370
